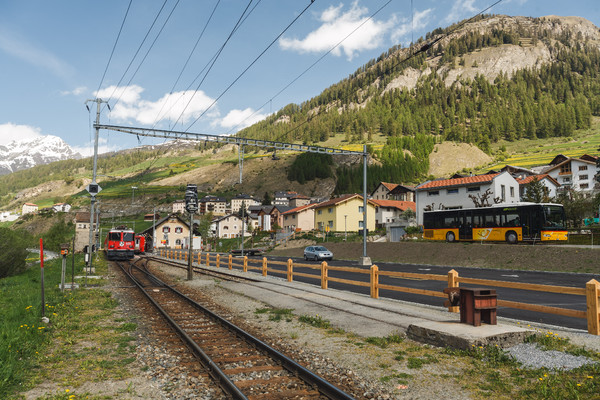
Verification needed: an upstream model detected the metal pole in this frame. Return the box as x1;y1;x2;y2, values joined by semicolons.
238;145;244;184
344;214;347;241
153;207;156;251
61;254;66;292
40;238;45;318
241;202;245;257
187;211;194;280
360;145;371;265
71;235;75;287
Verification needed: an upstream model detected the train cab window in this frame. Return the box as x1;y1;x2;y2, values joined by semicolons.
109;232;121;240
123;232;134;241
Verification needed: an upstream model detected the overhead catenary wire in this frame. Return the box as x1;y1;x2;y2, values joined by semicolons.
183;0;317;132
100;0;169;111
227;0;393;135
95;0;133;96
150;0;222;129
276;0;504;140
110;0;182;112
169;0;257;130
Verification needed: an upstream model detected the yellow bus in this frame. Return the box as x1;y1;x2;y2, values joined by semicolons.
423;203;568;244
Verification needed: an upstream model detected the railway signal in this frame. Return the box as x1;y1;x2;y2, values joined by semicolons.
185;184;197;280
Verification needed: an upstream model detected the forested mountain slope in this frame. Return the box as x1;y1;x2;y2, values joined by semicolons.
239;14;600;193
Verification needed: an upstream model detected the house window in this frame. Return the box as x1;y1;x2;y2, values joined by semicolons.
510;187;515;198
447;188;458;194
579;165;588;171
427;191;439;196
560;163;572;174
563;177;571;183
328;207;333;213
581;183;589;189
176;239;182;245
359;206;364;213
162;227;170;233
224;226;229;230
175;227;183;233
579;175;588;181
359;220;364;228
328;221;333;228
467;186;480;192
317;210;322;215
501;185;506;201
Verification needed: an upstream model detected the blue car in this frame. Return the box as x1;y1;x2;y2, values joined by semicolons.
303;246;333;261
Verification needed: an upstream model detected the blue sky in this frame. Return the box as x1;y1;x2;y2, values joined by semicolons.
0;0;598;156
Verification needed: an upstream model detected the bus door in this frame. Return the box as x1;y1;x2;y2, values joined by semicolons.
459;211;473;240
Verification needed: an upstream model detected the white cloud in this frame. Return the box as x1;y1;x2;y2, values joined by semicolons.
0;123;43;146
0;28;74;79
61;86;88;96
217;108;269;131
444;0;478;24
94;86;219;126
391;8;434;43
72;141;121;157
279;1;395;60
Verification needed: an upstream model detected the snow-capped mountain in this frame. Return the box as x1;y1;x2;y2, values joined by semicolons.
0;135;81;175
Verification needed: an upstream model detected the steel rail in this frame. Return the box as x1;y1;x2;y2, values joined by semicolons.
122;260;355;400
117;261;248;399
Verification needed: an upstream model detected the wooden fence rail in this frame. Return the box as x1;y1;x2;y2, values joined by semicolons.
158;249;600;335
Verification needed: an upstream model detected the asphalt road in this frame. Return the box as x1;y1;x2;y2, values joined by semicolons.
170;249;596;331
264;255;596;331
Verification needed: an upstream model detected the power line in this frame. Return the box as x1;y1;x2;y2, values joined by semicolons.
101;0;169;109
227;0;392;135
169;0;257;130
110;0;182;112
96;0;133;96
150;0;222;128
184;0;316;132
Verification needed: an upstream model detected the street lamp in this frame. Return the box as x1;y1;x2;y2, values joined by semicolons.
344;214;348;241
131;186;137;204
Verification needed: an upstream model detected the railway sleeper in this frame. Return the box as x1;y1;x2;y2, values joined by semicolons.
222;364;285;376
246;389;321;400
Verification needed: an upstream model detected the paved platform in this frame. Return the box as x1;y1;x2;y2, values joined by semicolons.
155;256;599;351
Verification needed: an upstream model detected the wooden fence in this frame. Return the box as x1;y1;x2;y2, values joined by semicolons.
158;249;600;335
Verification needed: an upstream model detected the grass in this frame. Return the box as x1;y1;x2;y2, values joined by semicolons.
0;254;140;399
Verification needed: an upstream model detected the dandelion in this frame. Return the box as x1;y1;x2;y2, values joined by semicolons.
26;306;32;310
539;377;543;381
577;383;582;387
587;376;593;379
65;389;70;393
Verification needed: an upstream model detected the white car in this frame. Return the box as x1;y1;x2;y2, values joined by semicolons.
303;246;333;261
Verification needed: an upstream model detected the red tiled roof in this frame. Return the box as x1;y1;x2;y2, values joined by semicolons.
380;182;399;191
371;200;416;212
516;174;560;187
282;204;314;215
417;173;500;190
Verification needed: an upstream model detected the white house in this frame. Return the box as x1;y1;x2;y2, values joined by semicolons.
370;200;416;228
541;154;598;193
230;194;261;214
52;203;71;213
516;174;561;200
212;214;245;239
0;212;19;222
415;171;519;225
172;200;186;214
22;203;38;215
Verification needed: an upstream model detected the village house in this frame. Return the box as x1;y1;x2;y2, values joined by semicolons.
371;182;415;202
281;204;315;232
516;174;561;200
22;203;38;215
211;214;245;239
414;171;520;225
52;203;71;213
230;194;261;214
142;214;197;249
537;154;599;193
172;200;186;214
312;194;376;233
199;195;227;216
73;212;99;252
370;200;416;228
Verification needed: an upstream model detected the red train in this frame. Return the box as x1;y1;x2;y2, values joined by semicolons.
104;226;135;260
134;235;146;254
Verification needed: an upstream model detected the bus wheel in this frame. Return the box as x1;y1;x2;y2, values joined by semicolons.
446;232;456;243
506;231;518;244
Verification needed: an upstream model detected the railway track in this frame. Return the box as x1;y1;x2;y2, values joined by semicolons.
117;259;355;400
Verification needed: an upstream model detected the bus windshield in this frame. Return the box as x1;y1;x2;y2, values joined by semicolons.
543;205;566;229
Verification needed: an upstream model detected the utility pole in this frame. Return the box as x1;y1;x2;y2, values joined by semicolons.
85;98;108;273
360;145;371;266
185;184;198;281
153;207;156;252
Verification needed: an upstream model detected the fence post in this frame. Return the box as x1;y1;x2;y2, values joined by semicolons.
216;254;220;268
206;253;210;266
448;269;459;313
228;254;232;270
262;257;268;276
287;259;293;282
184;251;187;262
370;265;379;299
243;256;248;272
586;279;600;335
321;261;328;290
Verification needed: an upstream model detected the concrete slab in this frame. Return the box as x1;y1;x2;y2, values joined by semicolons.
407;320;529;350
